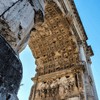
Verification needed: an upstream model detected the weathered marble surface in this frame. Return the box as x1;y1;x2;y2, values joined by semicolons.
0;0;44;53
29;0;98;100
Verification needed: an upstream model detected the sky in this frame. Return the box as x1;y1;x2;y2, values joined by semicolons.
18;0;100;100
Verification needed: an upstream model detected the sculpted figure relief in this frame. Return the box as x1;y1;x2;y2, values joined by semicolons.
0;0;44;52
34;75;77;100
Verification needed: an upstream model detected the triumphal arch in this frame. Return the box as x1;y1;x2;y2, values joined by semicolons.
0;0;98;100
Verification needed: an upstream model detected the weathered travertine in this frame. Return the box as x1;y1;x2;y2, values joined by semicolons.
29;0;98;100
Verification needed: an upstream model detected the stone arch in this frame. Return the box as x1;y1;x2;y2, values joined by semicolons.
29;1;82;100
29;0;80;76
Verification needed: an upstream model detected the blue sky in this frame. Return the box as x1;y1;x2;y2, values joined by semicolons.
18;1;100;100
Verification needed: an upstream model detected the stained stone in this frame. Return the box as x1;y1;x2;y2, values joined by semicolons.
0;35;22;99
0;0;44;53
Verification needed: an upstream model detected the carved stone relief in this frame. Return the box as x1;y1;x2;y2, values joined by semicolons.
33;72;84;100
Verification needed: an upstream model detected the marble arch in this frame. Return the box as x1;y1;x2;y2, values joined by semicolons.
0;0;98;100
29;1;98;100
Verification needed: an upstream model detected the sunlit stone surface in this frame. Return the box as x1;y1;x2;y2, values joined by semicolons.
29;0;98;100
